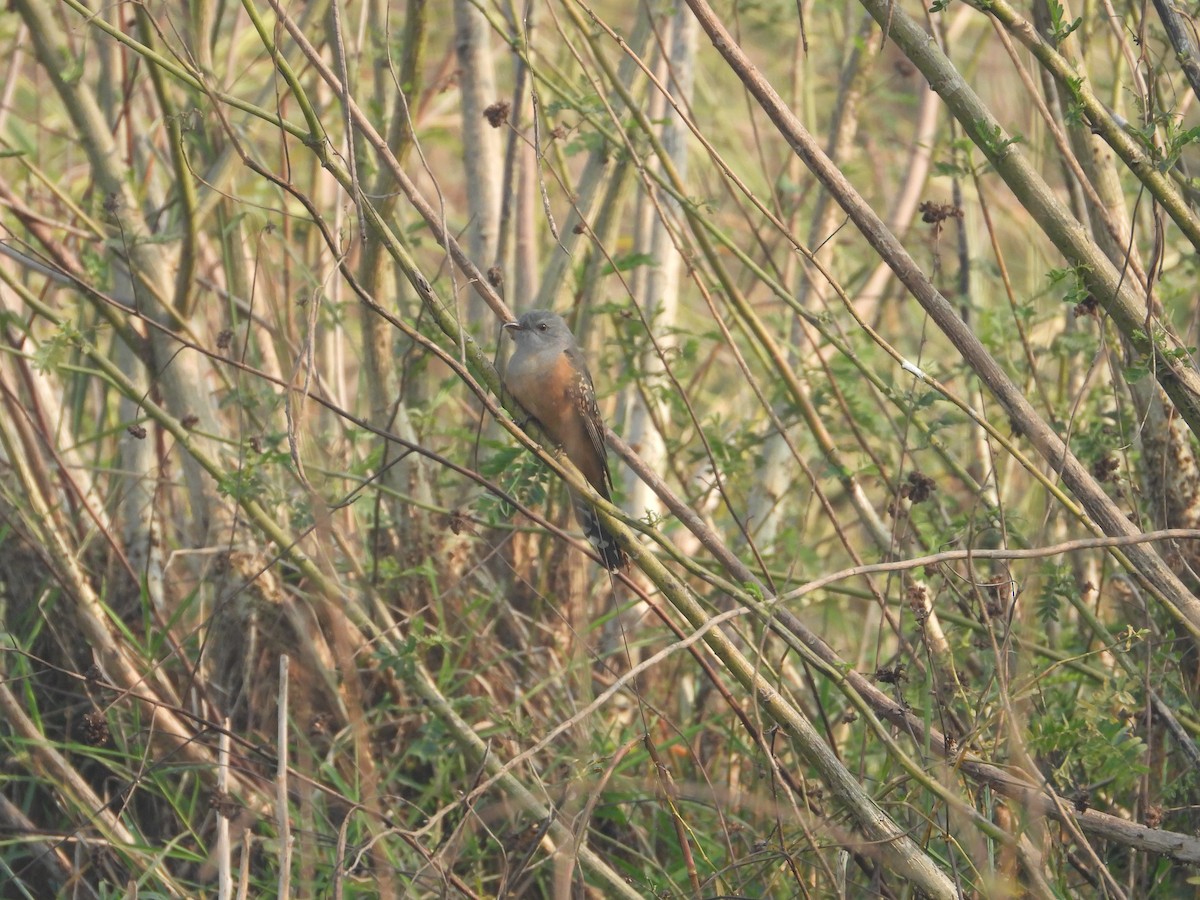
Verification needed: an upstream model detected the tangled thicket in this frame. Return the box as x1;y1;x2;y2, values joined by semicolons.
1;0;1199;896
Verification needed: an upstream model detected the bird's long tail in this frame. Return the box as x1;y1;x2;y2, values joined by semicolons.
570;490;627;571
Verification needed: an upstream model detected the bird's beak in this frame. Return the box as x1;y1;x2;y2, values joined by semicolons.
502;321;520;333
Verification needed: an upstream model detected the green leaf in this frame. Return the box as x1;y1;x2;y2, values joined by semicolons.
601;252;654;275
32;328;74;373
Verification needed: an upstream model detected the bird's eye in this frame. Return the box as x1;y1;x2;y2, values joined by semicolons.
538;323;548;331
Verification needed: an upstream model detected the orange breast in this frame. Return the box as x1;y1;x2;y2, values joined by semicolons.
506;351;609;498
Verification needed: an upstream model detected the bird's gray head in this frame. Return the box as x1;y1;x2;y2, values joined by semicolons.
503;309;575;352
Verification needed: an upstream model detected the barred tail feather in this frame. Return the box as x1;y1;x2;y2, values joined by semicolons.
571;491;628;571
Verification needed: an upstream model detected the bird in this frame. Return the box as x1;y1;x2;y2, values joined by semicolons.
503;309;628;570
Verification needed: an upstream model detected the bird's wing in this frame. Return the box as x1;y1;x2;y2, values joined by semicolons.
564;346;612;493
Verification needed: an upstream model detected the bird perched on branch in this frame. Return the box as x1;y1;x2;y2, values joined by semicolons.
503;309;628;570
